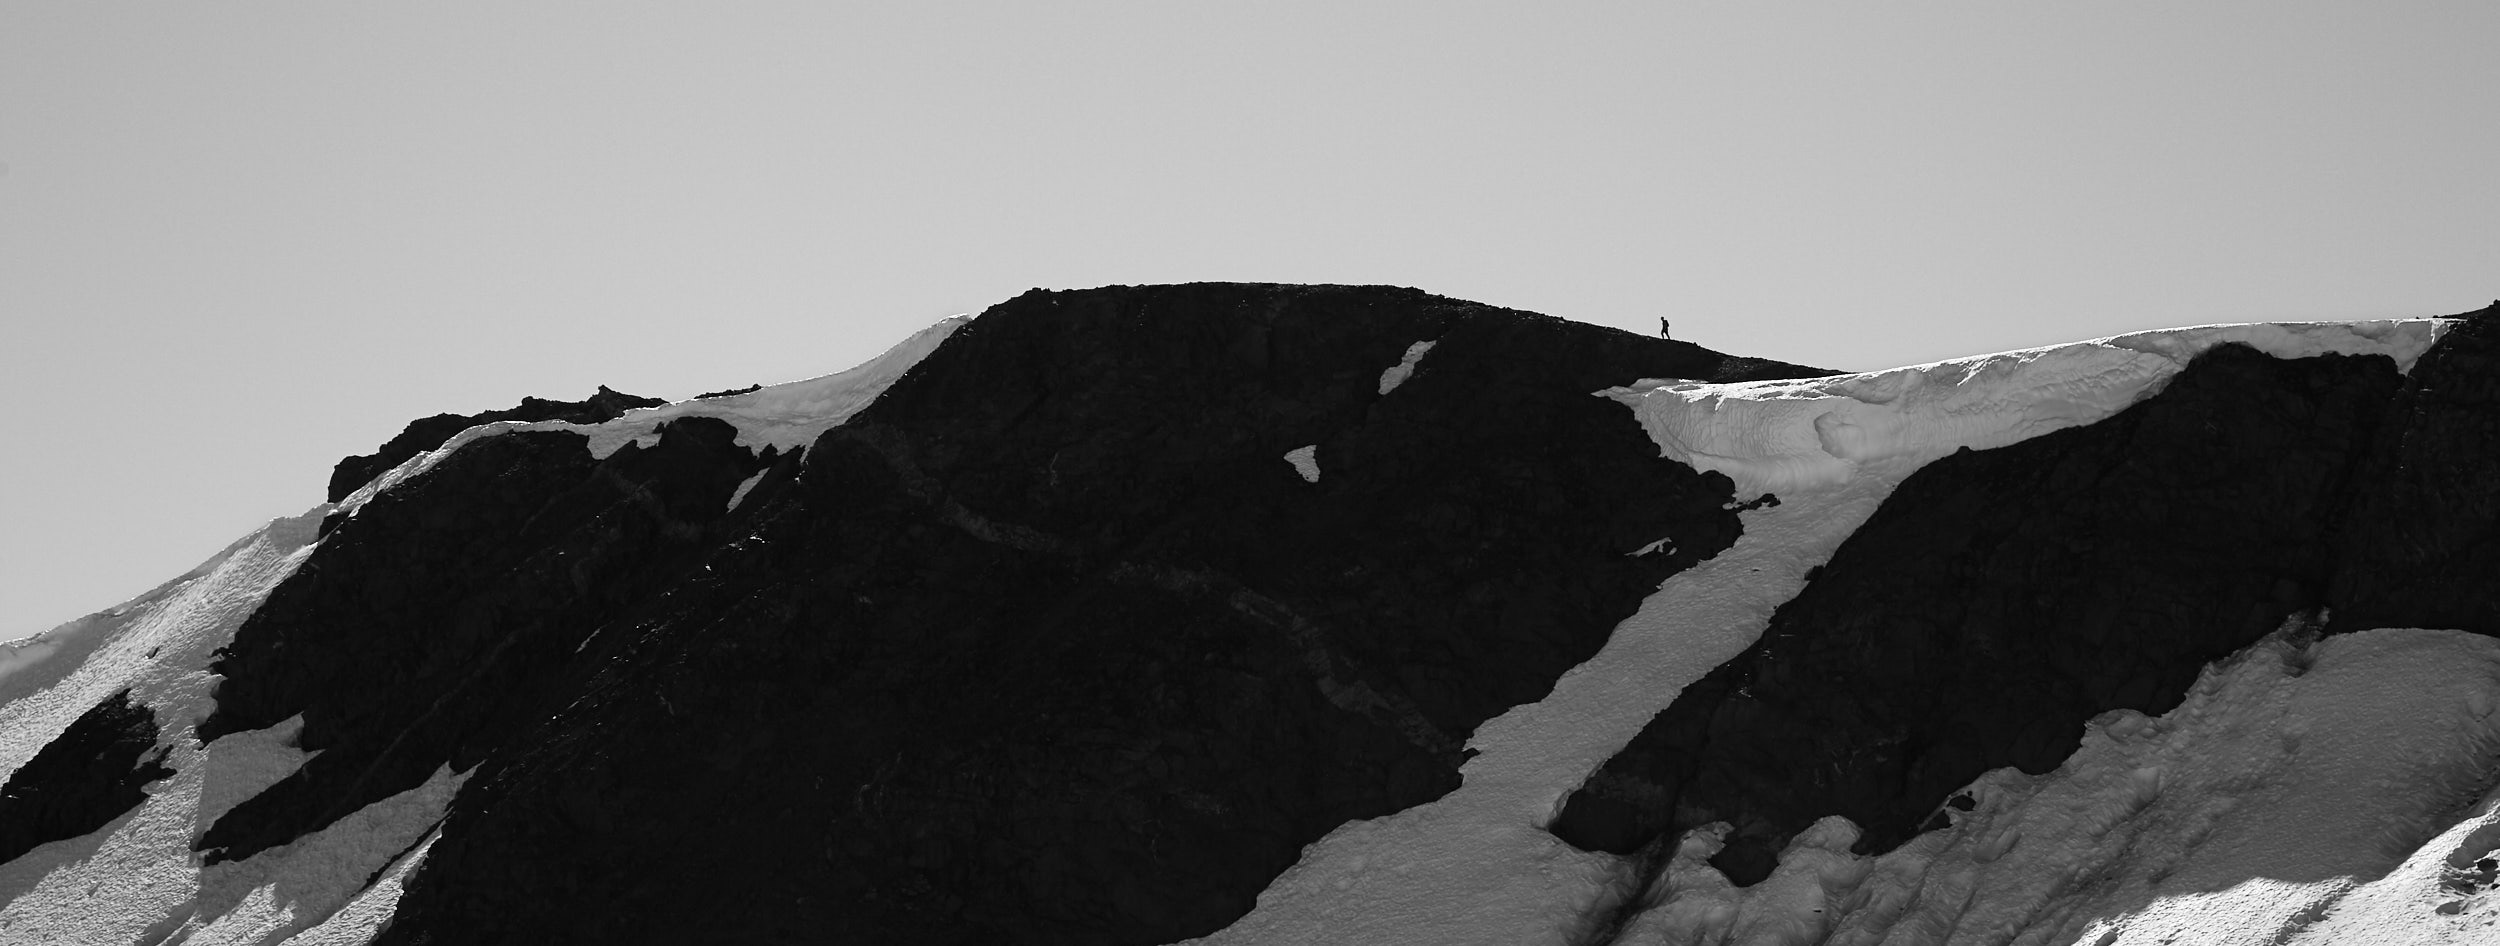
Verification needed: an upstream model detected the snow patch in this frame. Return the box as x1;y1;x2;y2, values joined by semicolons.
1377;340;1438;396
725;468;769;512
1284;446;1322;483
1602;319;2448;496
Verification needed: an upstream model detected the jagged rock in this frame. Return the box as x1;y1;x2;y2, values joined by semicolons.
2328;301;2500;635
200;415;776;863
322;385;666;503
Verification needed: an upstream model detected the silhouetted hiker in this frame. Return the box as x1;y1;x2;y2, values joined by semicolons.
1658;317;1671;339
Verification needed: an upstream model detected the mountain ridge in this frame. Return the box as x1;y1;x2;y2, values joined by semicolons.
0;286;2493;945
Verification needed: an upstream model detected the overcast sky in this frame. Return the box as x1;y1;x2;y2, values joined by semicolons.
3;2;2494;641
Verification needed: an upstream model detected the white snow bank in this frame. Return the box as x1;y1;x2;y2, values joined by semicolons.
1186;318;2460;946
333;314;968;520
1377;340;1438;396
1603;319;2447;496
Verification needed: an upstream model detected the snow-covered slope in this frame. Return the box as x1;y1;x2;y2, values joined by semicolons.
0;317;963;945
0;510;447;945
2;287;2493;946
1617;320;2444;496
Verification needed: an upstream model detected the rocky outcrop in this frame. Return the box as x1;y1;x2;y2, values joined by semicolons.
2328;301;2500;635
200;416;777;863
1553;315;2500;887
168;284;1834;945
0;689;173;864
322;385;665;503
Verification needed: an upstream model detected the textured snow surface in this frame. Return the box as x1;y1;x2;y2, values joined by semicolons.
332;313;968;520
1187;318;2477;946
1604;319;2446;495
1579;626;2500;946
0;509;474;946
1799;625;2500;946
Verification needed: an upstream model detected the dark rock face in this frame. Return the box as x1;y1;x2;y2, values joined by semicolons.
0;689;174;864
192;283;1829;945
200;416;777;862
322;385;666;503
2328;302;2500;635
1552;343;2411;883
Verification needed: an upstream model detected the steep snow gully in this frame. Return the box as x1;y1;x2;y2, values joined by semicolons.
1;285;2496;946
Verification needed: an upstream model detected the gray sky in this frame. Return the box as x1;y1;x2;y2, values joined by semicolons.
4;2;2494;641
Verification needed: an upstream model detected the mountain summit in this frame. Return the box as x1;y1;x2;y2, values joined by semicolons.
2;285;2495;945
